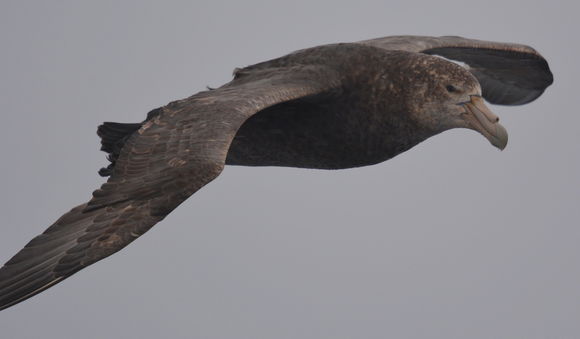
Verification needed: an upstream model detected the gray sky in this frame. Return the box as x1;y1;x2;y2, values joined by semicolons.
0;1;578;338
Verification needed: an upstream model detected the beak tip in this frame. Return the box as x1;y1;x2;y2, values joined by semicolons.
491;129;508;151
490;133;508;151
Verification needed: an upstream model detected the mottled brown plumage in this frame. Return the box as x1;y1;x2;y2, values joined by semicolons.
0;36;553;311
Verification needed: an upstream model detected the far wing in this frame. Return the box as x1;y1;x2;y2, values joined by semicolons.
0;64;342;311
359;35;553;105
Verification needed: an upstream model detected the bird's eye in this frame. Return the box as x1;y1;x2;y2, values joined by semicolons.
446;85;457;93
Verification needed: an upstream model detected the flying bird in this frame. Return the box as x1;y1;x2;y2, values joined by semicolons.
0;35;553;311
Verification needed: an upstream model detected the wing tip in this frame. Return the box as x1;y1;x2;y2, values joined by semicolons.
0;277;64;312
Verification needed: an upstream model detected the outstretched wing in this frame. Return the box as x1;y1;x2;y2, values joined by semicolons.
0;64;342;311
359;35;553;105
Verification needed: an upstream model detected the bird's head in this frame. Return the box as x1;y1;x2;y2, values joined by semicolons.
404;55;508;150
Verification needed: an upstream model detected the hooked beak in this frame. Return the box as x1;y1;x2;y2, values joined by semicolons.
462;96;508;150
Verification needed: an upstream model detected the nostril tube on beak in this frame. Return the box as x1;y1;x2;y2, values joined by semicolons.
470;96;500;123
485;111;500;123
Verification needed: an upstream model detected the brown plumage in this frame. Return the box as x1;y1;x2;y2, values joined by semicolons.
0;35;553;311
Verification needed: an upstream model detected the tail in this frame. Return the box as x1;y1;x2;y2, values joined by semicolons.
96;122;141;176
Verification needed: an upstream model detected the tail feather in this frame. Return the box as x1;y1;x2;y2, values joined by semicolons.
96;122;141;176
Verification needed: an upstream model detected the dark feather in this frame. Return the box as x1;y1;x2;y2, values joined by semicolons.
97;122;141;176
0;37;553;311
0;55;341;310
360;35;553;105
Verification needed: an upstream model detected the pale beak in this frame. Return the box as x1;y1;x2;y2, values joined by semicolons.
462;96;508;150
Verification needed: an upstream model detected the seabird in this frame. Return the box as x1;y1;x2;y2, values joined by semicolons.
0;35;553;311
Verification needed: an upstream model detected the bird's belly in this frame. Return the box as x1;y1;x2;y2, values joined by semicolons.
225;100;416;169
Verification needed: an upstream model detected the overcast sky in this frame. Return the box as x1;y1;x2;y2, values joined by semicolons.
0;1;578;338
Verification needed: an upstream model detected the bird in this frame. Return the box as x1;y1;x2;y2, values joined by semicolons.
0;35;553;311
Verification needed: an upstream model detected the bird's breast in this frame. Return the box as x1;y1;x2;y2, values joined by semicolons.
225;96;426;169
